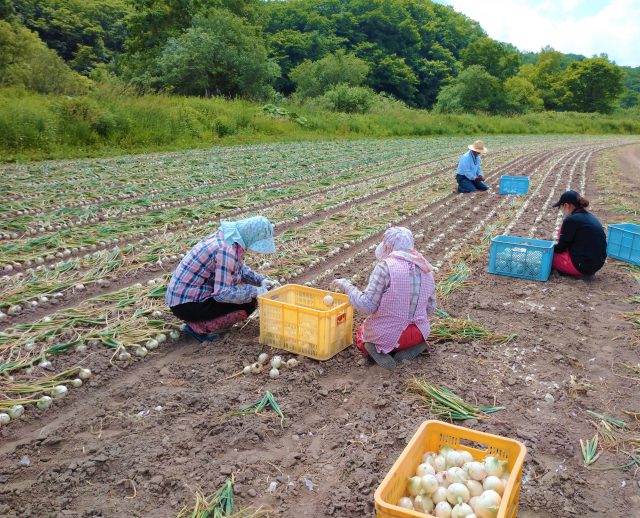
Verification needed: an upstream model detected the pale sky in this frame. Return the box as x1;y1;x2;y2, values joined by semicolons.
434;0;640;67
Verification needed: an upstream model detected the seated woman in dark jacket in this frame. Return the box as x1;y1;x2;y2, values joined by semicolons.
552;190;607;277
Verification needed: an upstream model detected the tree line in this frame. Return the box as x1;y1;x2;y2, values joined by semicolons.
1;0;637;114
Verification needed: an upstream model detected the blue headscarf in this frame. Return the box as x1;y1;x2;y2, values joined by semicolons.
219;216;276;253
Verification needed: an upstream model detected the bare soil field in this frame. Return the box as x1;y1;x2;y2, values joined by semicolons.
1;138;639;517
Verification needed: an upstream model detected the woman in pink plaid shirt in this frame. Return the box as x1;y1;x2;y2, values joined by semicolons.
332;227;437;369
166;216;279;343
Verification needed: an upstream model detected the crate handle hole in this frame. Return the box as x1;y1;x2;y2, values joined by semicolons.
457;438;490;452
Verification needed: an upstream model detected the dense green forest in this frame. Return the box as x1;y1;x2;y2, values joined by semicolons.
2;0;638;113
0;0;638;160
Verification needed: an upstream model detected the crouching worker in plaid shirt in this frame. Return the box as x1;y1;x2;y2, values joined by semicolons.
166;216;279;343
332;227;436;369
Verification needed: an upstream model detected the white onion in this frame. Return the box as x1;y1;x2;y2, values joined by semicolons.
243;365;251;374
323;295;334;306
436;471;450;488
447;467;468;484
407;475;422;497
452;502;474;518
432;486;448;504
435;501;453;518
422;451;437;465
134;346;148;357
169;330;180;340
51;385;68;399
0;413;10;425
420;474;439;495
446;450;464;468
270;356;282;369
467;479;483;497
417;462;436;477
472;490;501;518
482;476;504;496
8;405;24;419
414;495;435;513
434;455;447;471
460;451;474;464
397;496;414;510
269;367;280;378
78;368;92;380
155;333;167;343
146;339;159;350
251;362;263;374
484;456;506;478
39;360;53;370
37;396;53;409
286;358;298;368
465;461;487;481
118;351;131;361
258;353;270;365
447;483;470;505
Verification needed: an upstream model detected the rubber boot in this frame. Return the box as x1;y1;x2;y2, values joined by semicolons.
364;343;396;370
393;342;427;362
183;324;224;343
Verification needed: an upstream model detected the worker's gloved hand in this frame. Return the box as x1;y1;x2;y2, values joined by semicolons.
261;278;280;291
331;278;350;292
256;287;268;296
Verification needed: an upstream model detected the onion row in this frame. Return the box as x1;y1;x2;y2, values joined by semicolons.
409;378;505;421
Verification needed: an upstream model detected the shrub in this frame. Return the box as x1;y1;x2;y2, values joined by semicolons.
319;84;376;114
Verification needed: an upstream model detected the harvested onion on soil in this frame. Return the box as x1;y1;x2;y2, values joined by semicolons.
51;385;68;399
77;368;92;380
270;355;283;369
396;446;509;517
37;396;53;409
8;405;24;419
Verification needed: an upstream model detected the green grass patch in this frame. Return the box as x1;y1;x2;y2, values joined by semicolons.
2;86;640;162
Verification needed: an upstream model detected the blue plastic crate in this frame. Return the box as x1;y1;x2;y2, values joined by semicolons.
499;175;530;195
488;235;555;281
607;223;640;266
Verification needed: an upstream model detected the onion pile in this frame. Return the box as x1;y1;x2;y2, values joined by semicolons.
396;446;510;518
242;352;299;377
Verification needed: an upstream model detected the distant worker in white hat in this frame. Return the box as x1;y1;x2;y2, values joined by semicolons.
456;140;489;193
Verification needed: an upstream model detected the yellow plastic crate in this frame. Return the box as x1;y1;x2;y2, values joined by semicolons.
258;284;354;361
375;420;527;518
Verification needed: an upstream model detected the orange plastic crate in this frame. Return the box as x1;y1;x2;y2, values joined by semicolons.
375;420;526;518
258;284;353;361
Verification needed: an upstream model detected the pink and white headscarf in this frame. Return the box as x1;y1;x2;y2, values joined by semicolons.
375;227;433;272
